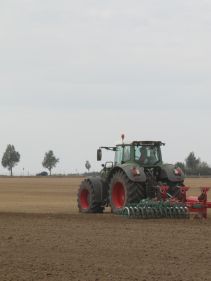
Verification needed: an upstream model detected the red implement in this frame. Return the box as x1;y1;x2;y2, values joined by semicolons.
159;185;169;201
186;187;211;219
159;185;211;219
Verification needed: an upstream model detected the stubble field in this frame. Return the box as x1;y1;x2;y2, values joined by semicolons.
0;177;211;281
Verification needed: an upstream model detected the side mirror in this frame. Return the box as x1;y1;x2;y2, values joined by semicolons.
97;149;102;161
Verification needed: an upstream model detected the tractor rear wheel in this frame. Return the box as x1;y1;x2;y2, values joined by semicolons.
109;171;145;213
77;179;104;213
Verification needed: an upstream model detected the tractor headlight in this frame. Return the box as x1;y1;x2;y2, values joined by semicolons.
131;167;140;177
174;167;182;176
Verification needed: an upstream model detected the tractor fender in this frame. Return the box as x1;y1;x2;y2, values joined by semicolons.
159;164;185;182
109;164;146;183
86;176;108;203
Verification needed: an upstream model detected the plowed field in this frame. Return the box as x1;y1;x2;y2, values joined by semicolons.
0;177;211;281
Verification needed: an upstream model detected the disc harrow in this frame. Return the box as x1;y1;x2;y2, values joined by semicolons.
120;199;189;219
118;186;211;219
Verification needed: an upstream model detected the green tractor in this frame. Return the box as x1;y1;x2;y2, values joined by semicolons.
77;136;185;214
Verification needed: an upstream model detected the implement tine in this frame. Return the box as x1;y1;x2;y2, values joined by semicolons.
129;207;135;218
122;207;130;217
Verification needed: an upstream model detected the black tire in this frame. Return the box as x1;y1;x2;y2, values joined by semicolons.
77;179;104;213
136;183;146;199
109;171;145;213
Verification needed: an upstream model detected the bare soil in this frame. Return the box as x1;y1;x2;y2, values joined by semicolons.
0;177;211;281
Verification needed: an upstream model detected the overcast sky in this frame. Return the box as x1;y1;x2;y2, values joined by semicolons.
0;0;210;175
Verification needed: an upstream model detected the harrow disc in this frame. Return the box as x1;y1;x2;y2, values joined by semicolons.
119;199;190;219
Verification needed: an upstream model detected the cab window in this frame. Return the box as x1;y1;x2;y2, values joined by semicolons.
135;145;160;165
123;146;131;162
114;146;123;165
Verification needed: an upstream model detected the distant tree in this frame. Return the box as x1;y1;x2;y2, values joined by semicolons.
42;150;59;176
175;162;186;173
174;152;211;176
198;162;211;176
1;144;20;176
185;152;200;175
85;160;91;172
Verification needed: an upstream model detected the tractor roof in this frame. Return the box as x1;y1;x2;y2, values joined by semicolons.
100;141;165;151
116;141;165;146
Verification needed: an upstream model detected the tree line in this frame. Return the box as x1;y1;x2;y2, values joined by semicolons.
1;144;59;176
176;152;211;176
1;144;211;176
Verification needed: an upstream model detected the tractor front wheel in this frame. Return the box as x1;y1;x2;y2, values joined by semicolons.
77;179;104;213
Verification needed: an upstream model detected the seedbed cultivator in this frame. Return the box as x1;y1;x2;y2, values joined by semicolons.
119;186;211;219
77;135;211;219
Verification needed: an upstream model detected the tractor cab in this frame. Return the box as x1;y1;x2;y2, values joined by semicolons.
97;141;164;168
114;141;164;167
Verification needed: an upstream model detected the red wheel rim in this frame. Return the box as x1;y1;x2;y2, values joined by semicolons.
80;189;89;209
112;182;125;208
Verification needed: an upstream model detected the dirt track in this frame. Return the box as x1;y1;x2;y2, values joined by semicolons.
0;177;211;281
